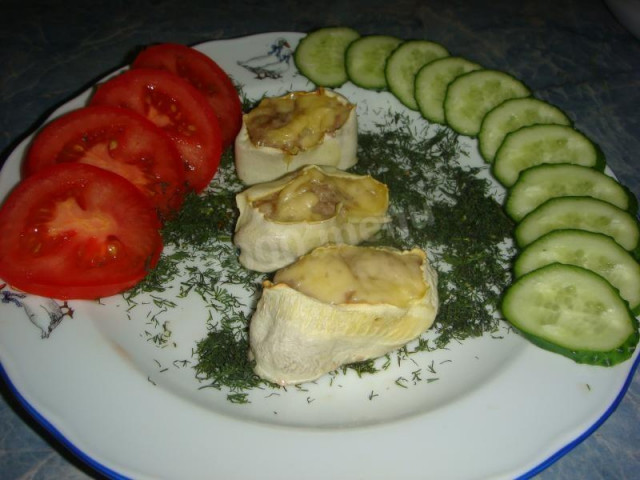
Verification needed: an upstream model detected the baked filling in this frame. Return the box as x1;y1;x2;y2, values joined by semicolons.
244;89;354;154
251;166;387;222
274;245;427;308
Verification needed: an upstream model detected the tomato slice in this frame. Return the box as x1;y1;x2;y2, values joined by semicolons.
132;43;242;149
0;163;163;300
90;68;222;192
24;105;185;219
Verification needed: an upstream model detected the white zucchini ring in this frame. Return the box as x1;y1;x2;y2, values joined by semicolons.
234;88;358;185
234;165;389;272
249;244;439;385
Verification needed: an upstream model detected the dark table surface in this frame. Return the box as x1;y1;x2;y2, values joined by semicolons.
1;1;639;479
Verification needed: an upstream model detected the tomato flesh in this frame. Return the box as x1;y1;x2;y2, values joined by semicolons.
24;105;185;219
0;163;163;299
132;43;242;149
90;69;222;193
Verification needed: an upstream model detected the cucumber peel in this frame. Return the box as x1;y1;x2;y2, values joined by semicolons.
514;229;640;314
505;163;635;222
294;27;360;87
385;40;449;110
345;35;403;90
502;263;639;366
514;196;640;251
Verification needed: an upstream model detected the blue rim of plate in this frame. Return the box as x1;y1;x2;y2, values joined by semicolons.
0;362;128;480
2;342;639;479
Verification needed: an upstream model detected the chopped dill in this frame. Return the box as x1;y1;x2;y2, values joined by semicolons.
194;327;265;394
123;105;515;403
354;112;515;349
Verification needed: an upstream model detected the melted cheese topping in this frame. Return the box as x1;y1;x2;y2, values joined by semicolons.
274;246;427;307
252;167;387;223
244;89;354;154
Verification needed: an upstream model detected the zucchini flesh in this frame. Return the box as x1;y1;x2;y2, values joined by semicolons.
415;56;482;125
345;35;403;90
493;124;604;187
502;263;638;366
443;69;530;136
505;163;634;222
514;229;640;313
294;27;360;87
385;40;449;110
514;196;640;251
478;97;571;163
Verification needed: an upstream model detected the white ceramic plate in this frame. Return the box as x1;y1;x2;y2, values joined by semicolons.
0;32;638;480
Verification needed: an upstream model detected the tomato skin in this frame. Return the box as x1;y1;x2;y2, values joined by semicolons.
90;68;222;193
0;163;163;300
132;43;242;149
24;105;185;219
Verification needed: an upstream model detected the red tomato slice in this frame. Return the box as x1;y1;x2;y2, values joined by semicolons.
0;163;163;300
90;68;222;193
132;43;242;149
24;105;185;219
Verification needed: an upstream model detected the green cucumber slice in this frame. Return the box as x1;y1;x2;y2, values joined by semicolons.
505;163;635;222
514;229;640;313
294;27;360;87
443;69;530;136
502;263;638;366
385;40;449;110
492;124;605;187
345;35;403;90
478;97;571;162
514;196;640;251
415;56;482;125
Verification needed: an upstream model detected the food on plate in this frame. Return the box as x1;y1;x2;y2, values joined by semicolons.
234;88;357;185
502;263;638;366
505;163;636;222
477;97;571;163
443;69;530;137
294;27;360;87
132;42;242;149
414;56;482;125
514;196;640;251
0;163;163;300
23;105;185;219
493;124;605;187
514;229;640;314
234;165;389;272
90;68;222;193
249;244;439;385
344;34;403;90
384;39;449;110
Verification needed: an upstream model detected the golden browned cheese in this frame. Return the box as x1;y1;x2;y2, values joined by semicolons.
249;244;439;385
273;246;427;308
244;89;354;154
251;165;388;223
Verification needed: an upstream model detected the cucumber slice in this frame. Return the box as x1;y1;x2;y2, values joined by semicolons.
345;35;403;90
385;40;449;110
443;69;530;136
514;196;640;252
505;163;635;222
478;97;571;162
514;229;640;313
502;263;638;366
493;124;605;187
294;27;360;87
415;56;482;125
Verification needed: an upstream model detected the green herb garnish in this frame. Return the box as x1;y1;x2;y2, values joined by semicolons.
124;107;515;403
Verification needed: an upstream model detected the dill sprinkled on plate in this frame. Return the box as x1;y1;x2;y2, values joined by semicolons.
123;108;515;403
352;112;515;350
